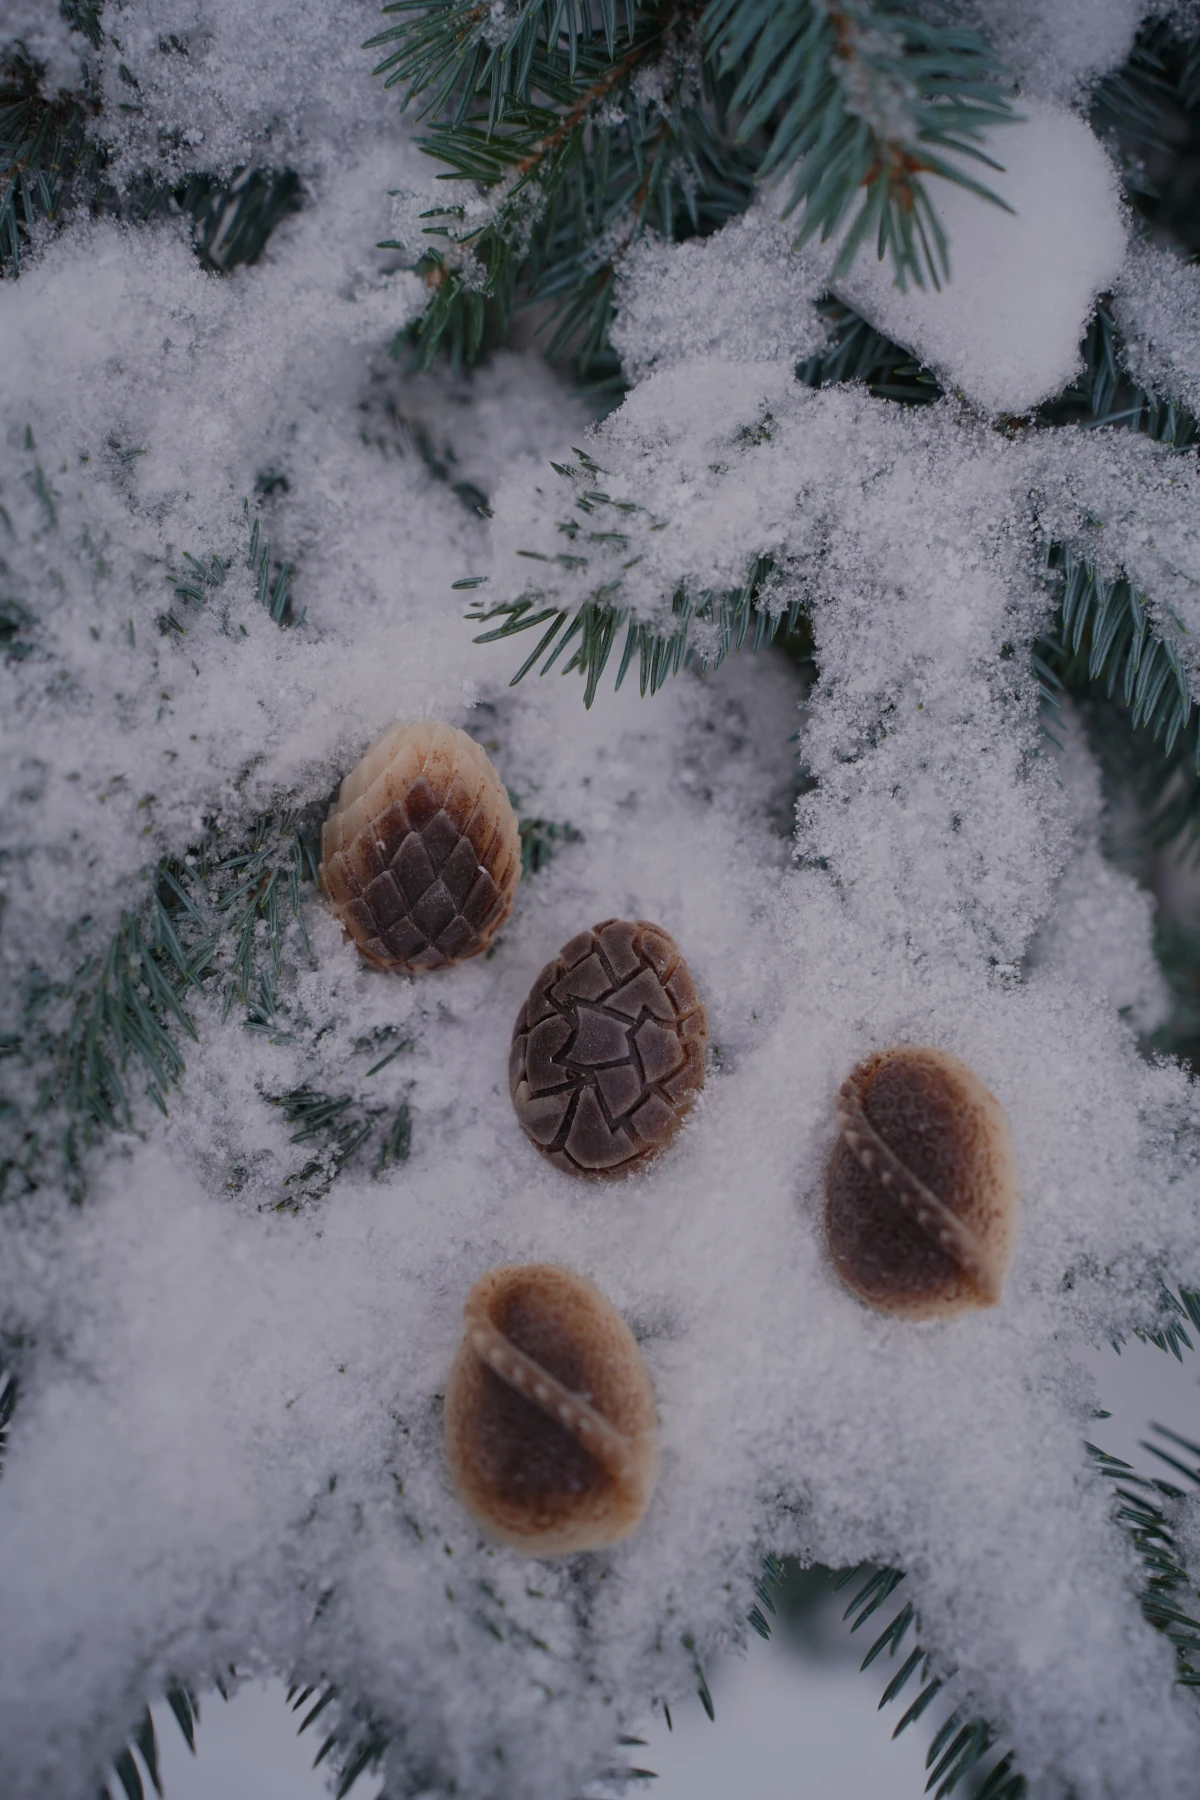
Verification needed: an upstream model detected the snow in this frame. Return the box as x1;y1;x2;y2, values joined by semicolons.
1114;239;1200;423
954;0;1144;101
615;104;1128;418
611;207;829;383
815;102;1128;415
1027;715;1170;1035
92;0;400;182
3;5;1200;1800
2;3;90;92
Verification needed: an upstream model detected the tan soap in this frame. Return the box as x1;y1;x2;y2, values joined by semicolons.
825;1046;1019;1320
509;919;707;1178
444;1264;659;1555
320;720;520;972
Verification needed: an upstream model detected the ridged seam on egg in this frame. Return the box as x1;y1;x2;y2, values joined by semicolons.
444;1263;659;1556
825;1046;1020;1321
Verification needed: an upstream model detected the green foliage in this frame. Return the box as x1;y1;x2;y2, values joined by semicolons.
100;1688;200;1800
288;1679;390;1798
178;166;303;273
1092;18;1200;256
0;1368;15;1473
1037;545;1195;766
1088;1441;1200;1688
704;0;1017;290
1036;299;1198;448
2;5;301;282
269;1072;413;1204
1032;300;1200;864
1132;1286;1200;1361
466;442;800;703
516;811;582;876
743;1559;1027;1799
374;0;755;371
470;554;798;705
833;1565;1026;1799
1;808;319;1200
797;293;942;404
0;43;97;277
371;0;1022;368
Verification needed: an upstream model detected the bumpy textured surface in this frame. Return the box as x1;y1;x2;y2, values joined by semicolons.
510;920;708;1177
825;1046;1020;1321
444;1264;659;1556
320;720;520;972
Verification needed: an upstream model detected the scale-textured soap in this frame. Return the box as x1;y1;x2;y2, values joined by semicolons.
320;721;520;973
825;1046;1020;1320
444;1264;659;1555
510;919;707;1177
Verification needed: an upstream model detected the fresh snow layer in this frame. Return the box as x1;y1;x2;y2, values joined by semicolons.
818;103;1128;415
1114;239;1200;422
92;0;399;181
612;207;829;382
3;7;1200;1800
955;0;1144;100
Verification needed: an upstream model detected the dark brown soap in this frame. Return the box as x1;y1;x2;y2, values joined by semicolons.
443;1263;659;1555
510;920;708;1177
320;720;520;973
825;1046;1020;1320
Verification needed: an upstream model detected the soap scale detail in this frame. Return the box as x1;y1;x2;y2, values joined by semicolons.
320;720;520;973
510;919;708;1177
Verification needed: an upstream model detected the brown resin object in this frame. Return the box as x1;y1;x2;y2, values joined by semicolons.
320;720;520;972
444;1263;659;1555
825;1046;1019;1320
510;920;707;1177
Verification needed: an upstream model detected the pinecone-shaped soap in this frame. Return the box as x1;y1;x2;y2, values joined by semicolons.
444;1263;659;1555
510;919;707;1177
320;721;520;972
825;1046;1019;1320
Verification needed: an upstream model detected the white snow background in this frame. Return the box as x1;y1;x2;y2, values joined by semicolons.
3;4;1200;1799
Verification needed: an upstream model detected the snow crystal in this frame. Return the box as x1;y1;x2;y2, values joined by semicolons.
2;2;89;93
955;0;1143;101
812;102;1128;415
1026;713;1170;1033
611;207;829;383
4;9;1200;1800
1114;238;1200;422
94;0;399;182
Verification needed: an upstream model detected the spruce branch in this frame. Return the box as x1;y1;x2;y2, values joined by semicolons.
0;809;319;1200
702;0;1017;291
1037;544;1196;768
375;0;754;369
179;166;304;274
0;1367;15;1475
96;1686;202;1800
1088;1442;1200;1688
1036;299;1198;450
470;549;797;704
287;1679;390;1798
819;1563;1025;1798
797;292;942;403
1128;1286;1200;1361
0;44;98;277
1092;18;1200;255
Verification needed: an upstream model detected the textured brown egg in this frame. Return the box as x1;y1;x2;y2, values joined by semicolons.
510;919;708;1177
825;1046;1020;1320
320;720;520;972
444;1263;659;1555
